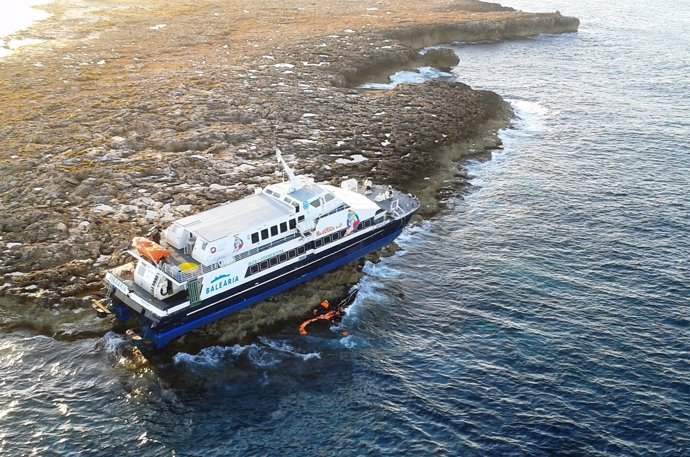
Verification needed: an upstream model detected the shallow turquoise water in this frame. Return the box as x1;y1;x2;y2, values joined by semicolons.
1;0;689;455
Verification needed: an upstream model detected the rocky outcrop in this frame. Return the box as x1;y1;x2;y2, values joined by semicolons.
386;12;580;48
332;48;460;87
0;0;578;346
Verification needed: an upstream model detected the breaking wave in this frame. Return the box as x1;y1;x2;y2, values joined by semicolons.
173;337;321;370
358;66;455;90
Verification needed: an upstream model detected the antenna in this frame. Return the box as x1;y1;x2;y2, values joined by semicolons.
275;147;301;192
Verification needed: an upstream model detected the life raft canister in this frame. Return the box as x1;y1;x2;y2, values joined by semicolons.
132;236;171;263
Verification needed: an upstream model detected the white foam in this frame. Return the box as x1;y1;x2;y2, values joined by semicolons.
98;331;128;355
394;220;432;248
173;344;246;368
362;259;402;280
358;66;455;90
505;98;552;134
465;98;550;182
339;335;364;349
246;345;282;368
174;338;320;369
258;337;321;361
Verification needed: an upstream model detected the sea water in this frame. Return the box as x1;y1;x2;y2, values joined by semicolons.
0;0;52;57
1;0;689;455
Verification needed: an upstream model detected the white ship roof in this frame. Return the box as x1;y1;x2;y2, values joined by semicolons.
327;185;379;211
270;180;321;202
174;194;292;241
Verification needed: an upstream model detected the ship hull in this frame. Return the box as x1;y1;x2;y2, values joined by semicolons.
112;213;413;348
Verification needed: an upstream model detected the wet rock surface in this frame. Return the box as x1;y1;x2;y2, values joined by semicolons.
0;0;578;344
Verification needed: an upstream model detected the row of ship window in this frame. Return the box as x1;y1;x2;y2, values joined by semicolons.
249;216;305;244
245;217;376;277
248;200;346;247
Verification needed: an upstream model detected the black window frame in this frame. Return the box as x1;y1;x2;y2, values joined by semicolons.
280;222;287;233
261;229;269;240
251;232;259;244
270;226;278;236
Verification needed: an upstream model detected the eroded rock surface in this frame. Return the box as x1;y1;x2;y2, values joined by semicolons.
0;0;578;343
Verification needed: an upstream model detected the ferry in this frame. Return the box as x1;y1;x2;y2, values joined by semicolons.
98;150;419;348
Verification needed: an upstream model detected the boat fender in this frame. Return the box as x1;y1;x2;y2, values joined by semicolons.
210;246;217;254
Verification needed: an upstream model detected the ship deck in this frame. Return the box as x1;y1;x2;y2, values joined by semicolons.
358;185;419;217
109;263;189;314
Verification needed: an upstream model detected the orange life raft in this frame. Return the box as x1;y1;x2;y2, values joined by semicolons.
132;236;171;263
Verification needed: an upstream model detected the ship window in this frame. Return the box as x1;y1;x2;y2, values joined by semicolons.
260;261;269;270
280;222;287;233
294;204;300;213
279;253;287;262
274;192;283;199
289;219;296;230
201;241;208;250
270;257;278;267
251;233;259;244
288;249;296;259
266;189;274;196
333;231;340;240
250;264;259;274
311;198;321;208
315;239;323;248
324;193;335;202
297;246;306;255
261;229;269;240
271;226;278;236
298;215;305;222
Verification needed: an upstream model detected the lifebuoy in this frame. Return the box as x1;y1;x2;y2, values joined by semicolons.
210;246;217;254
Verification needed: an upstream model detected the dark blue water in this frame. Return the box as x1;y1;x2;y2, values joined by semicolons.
2;0;690;455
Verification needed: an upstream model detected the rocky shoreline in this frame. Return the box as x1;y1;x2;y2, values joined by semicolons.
0;0;578;346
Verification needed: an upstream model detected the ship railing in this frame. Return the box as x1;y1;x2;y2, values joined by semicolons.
159;261;220;285
390;199;405;218
157;232;303;285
